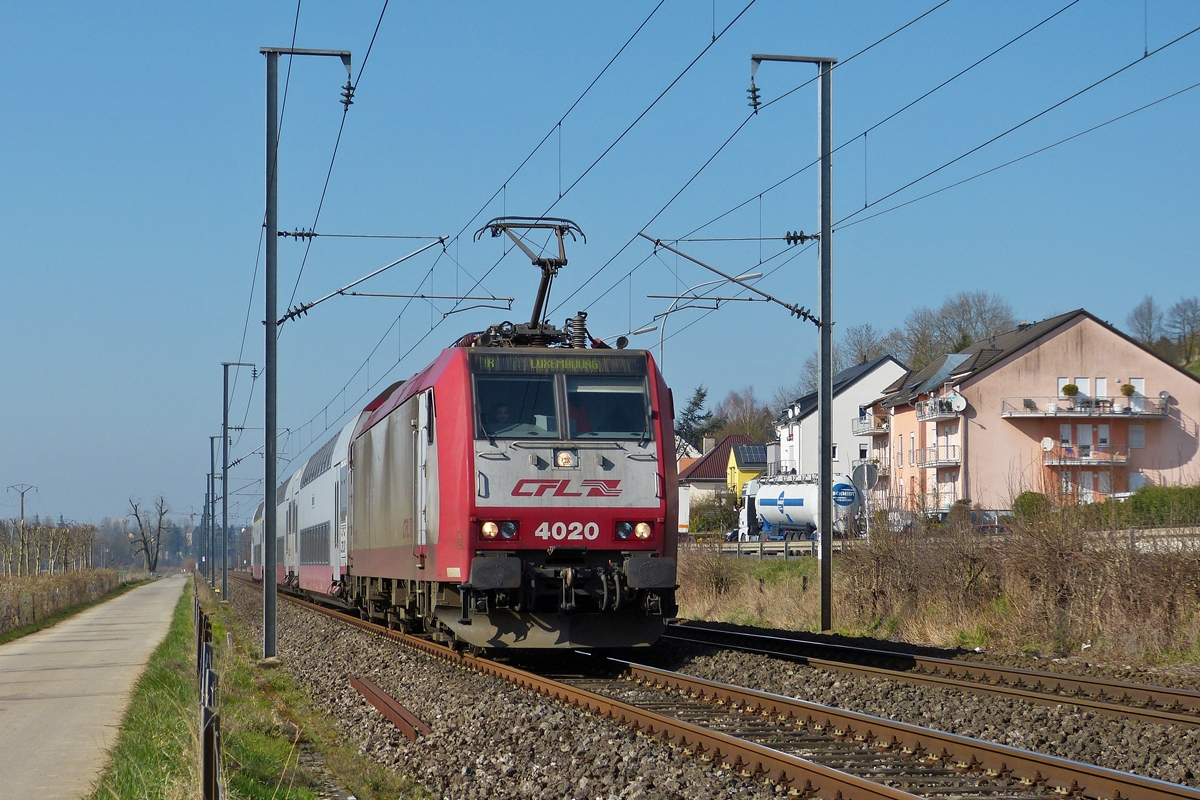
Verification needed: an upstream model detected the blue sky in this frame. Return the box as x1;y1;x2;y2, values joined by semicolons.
2;1;1197;524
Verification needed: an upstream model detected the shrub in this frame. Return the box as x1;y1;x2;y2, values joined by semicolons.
690;492;738;533
1061;383;1079;397
1012;491;1049;522
1121;382;1136;397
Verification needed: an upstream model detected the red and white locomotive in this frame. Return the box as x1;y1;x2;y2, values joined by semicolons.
251;218;678;648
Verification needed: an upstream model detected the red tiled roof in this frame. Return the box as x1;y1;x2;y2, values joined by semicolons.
677;434;754;483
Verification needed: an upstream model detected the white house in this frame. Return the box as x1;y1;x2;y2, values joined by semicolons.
774;355;909;475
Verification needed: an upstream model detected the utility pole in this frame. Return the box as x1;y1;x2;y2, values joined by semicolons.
750;53;837;631
8;484;34;523
222;362;255;602
260;45;351;662
209;435;220;588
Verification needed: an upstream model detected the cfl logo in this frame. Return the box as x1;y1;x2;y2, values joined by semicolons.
512;479;622;498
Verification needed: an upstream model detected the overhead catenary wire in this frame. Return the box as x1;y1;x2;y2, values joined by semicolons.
550;0;956;318
836;22;1200;229
671;0;1084;244
277;0;754;464
285;0;392;311
837;78;1200;231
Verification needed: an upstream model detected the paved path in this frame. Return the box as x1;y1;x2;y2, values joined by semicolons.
0;574;186;799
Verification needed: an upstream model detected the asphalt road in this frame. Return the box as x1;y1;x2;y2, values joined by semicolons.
0;573;185;799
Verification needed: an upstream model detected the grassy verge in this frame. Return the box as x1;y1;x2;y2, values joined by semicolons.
210;588;426;800
0;578;148;647
88;582;198;799
91;578;424;799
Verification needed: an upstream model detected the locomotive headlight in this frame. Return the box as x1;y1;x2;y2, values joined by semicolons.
481;521;499;539
634;522;652;540
499;521;518;539
616;522;633;540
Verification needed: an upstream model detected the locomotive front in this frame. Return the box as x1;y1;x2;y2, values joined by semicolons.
448;347;678;648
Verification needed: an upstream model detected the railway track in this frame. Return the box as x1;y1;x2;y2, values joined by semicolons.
234;577;1200;799
663;622;1200;729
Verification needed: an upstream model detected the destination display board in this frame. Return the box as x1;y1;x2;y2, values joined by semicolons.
470;351;646;375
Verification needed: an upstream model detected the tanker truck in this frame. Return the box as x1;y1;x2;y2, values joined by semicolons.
736;474;860;541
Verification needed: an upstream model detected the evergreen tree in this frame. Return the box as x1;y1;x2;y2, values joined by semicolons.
675;385;722;450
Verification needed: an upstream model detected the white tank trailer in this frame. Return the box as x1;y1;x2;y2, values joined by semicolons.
738;475;860;539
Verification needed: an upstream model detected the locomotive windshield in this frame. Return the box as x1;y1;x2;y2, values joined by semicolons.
476;375;559;438
566;376;649;439
471;351;652;441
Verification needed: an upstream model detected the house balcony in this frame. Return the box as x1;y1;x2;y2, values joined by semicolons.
852;458;889;476
915;444;960;467
1043;444;1129;467
916;398;959;421
851;416;890;436
924;487;958;511
1000;396;1168;418
766;459;798;477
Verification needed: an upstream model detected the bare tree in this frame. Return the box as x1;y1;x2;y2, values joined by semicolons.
1127;295;1165;345
842;322;890;364
129;497;169;573
714;386;775;442
892;292;1015;370
1166;296;1200;364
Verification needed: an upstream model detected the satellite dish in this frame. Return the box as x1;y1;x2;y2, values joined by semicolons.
1160;390;1170;401
951;394;967;412
1041;437;1054;452
852;463;879;492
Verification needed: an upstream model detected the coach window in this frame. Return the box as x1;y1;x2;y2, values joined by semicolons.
566;376;650;439
475;375;558;438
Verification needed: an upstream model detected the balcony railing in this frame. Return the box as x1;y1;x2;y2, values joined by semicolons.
1000;395;1168;418
916;398;959;421
766;459;798;477
915;444;960;467
924;487;958;511
1043;444;1128;467
851;415;890;436
852;457;889;475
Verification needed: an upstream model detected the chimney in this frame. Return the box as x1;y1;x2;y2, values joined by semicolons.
702;434;716;454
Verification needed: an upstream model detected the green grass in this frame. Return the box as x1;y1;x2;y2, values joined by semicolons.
210;588;426;800
89;583;198;799
90;579;424;799
0;577;148;647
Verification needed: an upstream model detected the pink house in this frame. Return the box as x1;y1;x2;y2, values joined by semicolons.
860;310;1200;512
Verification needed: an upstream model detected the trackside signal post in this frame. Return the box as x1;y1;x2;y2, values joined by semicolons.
750;53;836;631
261;46;351;661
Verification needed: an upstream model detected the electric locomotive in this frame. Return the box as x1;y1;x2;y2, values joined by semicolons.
252;218;678;649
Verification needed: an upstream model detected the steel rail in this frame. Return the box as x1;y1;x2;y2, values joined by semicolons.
664;623;1200;728
234;576;1200;800
612;659;1200;800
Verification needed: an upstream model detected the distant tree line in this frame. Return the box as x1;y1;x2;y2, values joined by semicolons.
0;518;96;576
777;290;1017;407
1126;295;1200;367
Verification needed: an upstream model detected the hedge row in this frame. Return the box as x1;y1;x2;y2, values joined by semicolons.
0;570;124;635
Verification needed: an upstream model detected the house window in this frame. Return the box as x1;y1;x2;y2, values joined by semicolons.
1098;471;1111;494
832;443;839;461
1057;377;1070;397
1097;424;1109;447
1073;377;1091;397
897;436;903;467
1061;470;1073;494
1130;425;1145;449
1060;424;1072;446
1095;377;1107;398
859;444;869;461
909;432;915;463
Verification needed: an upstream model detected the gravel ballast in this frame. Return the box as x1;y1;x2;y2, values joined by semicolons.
229;584;779;799
644;641;1200;788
